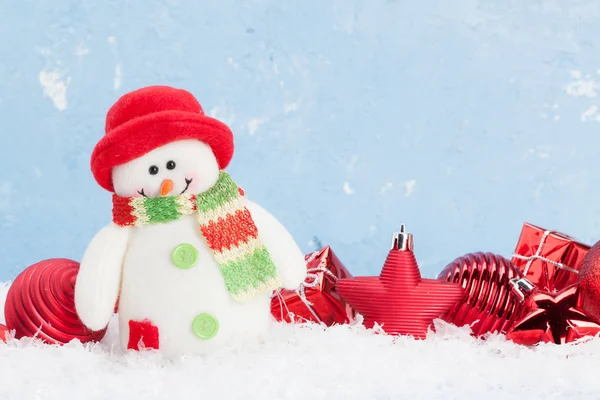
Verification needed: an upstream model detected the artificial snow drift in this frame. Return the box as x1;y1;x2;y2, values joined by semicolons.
2;283;600;399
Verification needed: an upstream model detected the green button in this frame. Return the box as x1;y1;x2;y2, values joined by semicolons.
192;313;219;340
172;243;198;269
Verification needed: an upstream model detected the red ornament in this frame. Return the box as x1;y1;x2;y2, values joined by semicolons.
271;246;354;326
577;240;600;322
506;284;600;345
128;319;159;350
4;258;107;345
0;324;9;342
437;252;527;337
336;225;466;338
512;222;589;292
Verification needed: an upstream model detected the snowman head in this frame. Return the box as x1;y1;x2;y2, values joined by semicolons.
90;86;234;193
112;139;220;197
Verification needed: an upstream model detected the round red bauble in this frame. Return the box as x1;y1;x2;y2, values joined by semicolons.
4;258;107;345
437;252;527;336
0;324;9;342
577;240;600;322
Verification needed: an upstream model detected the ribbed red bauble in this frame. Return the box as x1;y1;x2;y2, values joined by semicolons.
4;258;107;345
437;252;528;336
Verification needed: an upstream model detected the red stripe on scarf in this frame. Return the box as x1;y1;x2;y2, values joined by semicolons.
112;195;136;226
200;208;258;252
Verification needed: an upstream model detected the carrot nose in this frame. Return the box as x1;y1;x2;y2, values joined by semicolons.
160;179;174;196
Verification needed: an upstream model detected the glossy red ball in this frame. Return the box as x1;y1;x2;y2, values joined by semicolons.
4;258;107;345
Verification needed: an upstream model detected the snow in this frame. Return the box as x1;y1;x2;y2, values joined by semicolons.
38;71;68;111
380;182;393;194
404;180;416;197
113;64;122;90
581;106;600;122
2;284;600;399
565;71;600;98
343;182;355;195
248;118;264;136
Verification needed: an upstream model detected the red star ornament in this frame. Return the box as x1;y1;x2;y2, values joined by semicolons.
336;225;466;338
506;284;600;345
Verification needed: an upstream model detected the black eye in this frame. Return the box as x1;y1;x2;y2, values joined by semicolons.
149;165;159;175
166;160;176;170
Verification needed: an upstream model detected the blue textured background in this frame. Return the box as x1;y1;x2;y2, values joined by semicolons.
2;0;600;281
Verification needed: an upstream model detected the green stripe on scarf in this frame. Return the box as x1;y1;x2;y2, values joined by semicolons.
196;173;239;213
220;247;276;296
144;196;181;222
112;172;281;302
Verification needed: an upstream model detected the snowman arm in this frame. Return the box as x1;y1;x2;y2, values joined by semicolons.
246;200;307;290
74;223;130;331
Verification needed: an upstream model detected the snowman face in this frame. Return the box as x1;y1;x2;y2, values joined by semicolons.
112;139;220;197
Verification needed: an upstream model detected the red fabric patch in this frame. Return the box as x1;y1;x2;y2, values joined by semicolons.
200;208;258;252
128;319;159;350
112;195;136;226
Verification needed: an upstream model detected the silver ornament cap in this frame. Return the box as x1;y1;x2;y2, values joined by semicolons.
391;224;414;252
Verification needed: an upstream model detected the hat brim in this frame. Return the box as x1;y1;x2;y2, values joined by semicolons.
91;110;234;192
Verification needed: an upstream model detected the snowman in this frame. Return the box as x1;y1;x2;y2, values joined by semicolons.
74;86;307;356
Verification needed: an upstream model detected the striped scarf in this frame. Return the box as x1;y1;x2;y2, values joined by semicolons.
112;171;281;301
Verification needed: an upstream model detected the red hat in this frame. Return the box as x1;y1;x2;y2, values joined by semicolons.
90;85;234;192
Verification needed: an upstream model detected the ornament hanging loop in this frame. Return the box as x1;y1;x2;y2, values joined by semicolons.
510;277;535;302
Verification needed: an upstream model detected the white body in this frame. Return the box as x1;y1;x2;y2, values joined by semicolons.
75;140;307;357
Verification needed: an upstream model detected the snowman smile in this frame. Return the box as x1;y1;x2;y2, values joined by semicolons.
137;178;193;198
180;178;193;194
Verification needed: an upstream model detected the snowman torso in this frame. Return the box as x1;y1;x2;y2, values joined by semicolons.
119;213;273;356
